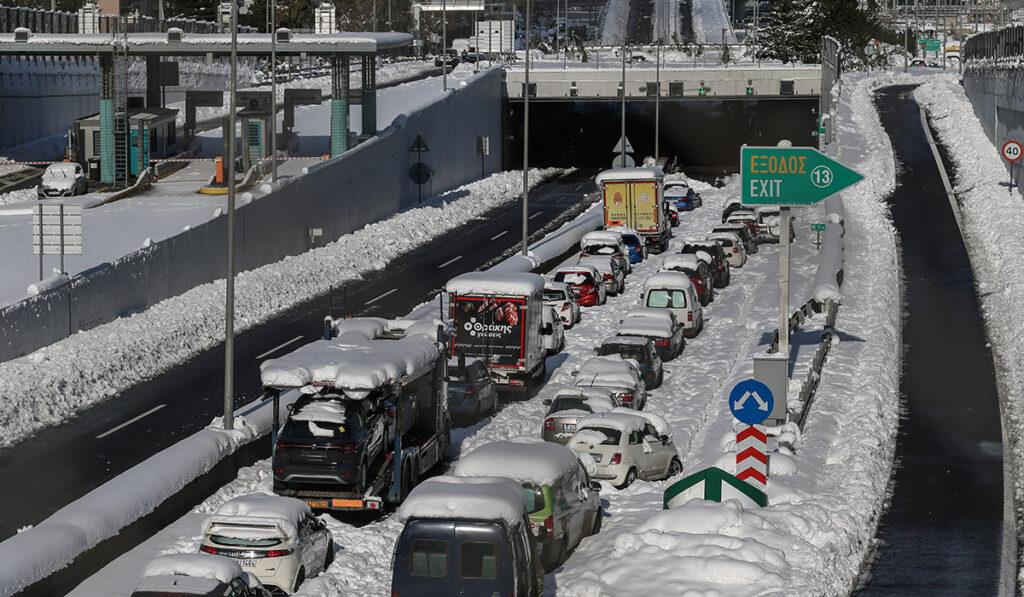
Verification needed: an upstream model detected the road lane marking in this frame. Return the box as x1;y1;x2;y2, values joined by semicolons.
256;335;304;360
490;230;509;240
528;212;542;220
366;288;397;305
96;404;166;439
438;255;463;268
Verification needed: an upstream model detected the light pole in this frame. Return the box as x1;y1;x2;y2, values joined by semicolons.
442;0;448;91
270;0;277;183
655;42;660;163
224;0;239;430
620;37;626;166
522;0;531;257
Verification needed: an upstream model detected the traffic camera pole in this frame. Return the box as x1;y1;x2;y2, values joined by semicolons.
224;1;238;431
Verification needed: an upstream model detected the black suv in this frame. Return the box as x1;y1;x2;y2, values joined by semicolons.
680;241;731;288
272;395;386;494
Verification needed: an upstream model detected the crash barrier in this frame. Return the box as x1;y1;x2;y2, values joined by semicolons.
961;26;1024;195
0;5;253;34
0;68;503;363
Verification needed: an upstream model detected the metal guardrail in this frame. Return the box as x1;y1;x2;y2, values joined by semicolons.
768;296;839;432
964;24;1024;61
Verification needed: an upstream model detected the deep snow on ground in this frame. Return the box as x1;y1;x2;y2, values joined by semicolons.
0;168;562;449
915;76;1024;582
691;0;736;44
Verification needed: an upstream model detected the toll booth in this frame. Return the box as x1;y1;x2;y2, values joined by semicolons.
74;106;179;178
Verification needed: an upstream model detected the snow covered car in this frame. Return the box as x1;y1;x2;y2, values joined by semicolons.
569;409;682;489
663;180;694;211
572;356;646;409
199;493;334;595
454;439;602;571
272;396;387;494
553;264;606;306
393;476;544;597
706;231;747;268
753;205;796;243
579;230;632;273
577;253;626;295
680;241;731;288
37;162;87;199
542;305;566;356
666;202;679;227
711;223;757;255
596;335;664;388
725;210;760;240
640;271;704;338
722;197;744;223
447;357;499;423
543;279;581;327
605;226;648;263
542;386;619;443
660;253;713;306
131;554;271;597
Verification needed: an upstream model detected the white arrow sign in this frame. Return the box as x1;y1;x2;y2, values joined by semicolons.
733;390;769;412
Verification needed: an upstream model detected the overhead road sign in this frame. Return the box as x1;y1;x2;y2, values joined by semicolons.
729;378;774;425
919;39;942;52
741;146;864;206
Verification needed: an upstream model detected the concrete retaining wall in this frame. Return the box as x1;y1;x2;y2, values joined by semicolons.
0;69;504;362
0;56;99;151
962;67;1024;194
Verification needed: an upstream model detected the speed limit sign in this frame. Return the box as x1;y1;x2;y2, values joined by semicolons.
1002;140;1023;163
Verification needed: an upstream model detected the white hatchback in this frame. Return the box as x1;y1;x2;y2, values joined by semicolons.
543;279;581;327
200;493;334;595
706;232;747;268
569;409;681;488
542;305;566;356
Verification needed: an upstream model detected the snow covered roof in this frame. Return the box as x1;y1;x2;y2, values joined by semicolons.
556;264;601;277
706;232;741;244
140;553;242;585
574;357;641;390
551;388;617;411
259;335;439;395
454;439;582;486
202;493;311;543
445;271;544;297
623;308;677;326
617;321;672;339
660;254;701;272
399;476;528;527
543;279;572;294
41;163;78;178
605;226;642;240
577;255;615;274
290;400;347;425
600;335;650;347
334;317;387;341
642;271;694;291
595;167;664;184
609;406;671;436
575;411;649;434
580;231;625;249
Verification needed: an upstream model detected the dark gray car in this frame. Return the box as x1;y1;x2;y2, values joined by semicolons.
596;336;664;388
446;358;499;424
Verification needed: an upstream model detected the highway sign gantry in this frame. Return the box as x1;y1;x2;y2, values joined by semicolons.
741;146;864;206
729;378;774;425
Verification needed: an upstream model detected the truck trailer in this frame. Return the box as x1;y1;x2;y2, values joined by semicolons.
596;167;670;253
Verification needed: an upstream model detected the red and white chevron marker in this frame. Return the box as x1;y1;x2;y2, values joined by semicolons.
736;424;768;495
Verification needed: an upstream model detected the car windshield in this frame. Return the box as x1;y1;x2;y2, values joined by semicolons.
543;289;567;301
549;397;594;414
523;484;546;513
210;534;283;547
583;426;621;445
646;289;687;308
599;344;645;362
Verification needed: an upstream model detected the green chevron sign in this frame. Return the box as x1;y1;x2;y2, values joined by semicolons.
741;146;864;206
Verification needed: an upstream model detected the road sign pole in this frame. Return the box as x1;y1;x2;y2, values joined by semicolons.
59;203;65;274
779;205;790;361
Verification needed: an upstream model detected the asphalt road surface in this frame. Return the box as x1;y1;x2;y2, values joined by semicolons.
858;86;1005;594
0;169;598;540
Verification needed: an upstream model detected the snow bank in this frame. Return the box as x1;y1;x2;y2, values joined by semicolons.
398;476;528;527
445;271;545;297
599;0;631;45
455;439;582;486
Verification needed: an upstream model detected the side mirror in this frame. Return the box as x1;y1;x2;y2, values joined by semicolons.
660;434;669;443
590;481;602;492
570;370;579;377
542;398;552;405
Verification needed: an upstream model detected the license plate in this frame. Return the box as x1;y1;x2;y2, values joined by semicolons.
304;500;329;509
563;423;576;431
240;559;258;568
589;453;602;463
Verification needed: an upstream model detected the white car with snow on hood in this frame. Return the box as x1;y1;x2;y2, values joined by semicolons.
542;386;619;443
569;409;681;488
542;305;565;356
131;554;271;597
37;162;88;199
543;279;581;327
579;230;632;273
572;356;646;409
706;231;747;268
640;271;704;338
199;493;333;595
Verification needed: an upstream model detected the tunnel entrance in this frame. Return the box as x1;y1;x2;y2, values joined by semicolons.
503;97;819;177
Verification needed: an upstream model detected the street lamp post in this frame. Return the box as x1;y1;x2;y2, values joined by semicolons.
224;0;239;430
270;0;277;183
620;37;626;166
522;0;531;257
442;0;448;91
655;42;660;164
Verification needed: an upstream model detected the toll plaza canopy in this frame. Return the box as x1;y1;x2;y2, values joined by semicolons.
0;31;413;56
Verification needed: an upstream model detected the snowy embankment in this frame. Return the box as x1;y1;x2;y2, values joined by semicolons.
0;169;562;451
599;0;630;46
915;76;1024;582
690;0;736;44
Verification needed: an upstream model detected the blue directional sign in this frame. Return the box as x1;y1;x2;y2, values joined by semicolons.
729;379;774;425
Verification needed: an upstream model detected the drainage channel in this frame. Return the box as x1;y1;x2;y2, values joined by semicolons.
857;85;1007;595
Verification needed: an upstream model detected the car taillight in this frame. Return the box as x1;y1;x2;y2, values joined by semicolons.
617;392;634;403
655;339;669;347
603;273;613;280
544;515;554;536
339;443;357;453
545;418;555;431
688;312;693;322
200;545;218;554
610;453;622;465
275;441;286;451
733;247;738;253
509;379;524;386
464;386;475;399
264;549;294;558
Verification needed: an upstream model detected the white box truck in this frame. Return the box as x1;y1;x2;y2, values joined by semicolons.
596;167;671;253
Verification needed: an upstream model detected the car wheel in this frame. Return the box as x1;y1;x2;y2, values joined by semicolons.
293;568;306;593
617;467;638;489
668;457;683;478
591;507;603;534
324;539;335;568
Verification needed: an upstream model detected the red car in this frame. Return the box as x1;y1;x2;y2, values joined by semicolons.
553;265;607;306
659;254;713;306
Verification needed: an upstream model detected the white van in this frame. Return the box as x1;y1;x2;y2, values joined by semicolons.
639;271;704;337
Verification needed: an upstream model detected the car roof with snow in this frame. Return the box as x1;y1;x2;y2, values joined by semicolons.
595;167;664;184
574;357;642;388
138;554;247;589
660;254;701;271
398;475;528;527
575;408;672;437
707;232;741;243
601;335;652;347
577;254;616;273
727;210;756;219
617;320;673;339
622;308;678;326
580;231;626;250
259;334;439;396
543;279;572;294
445;271;544;296
454;438;584;486
555;263;600;278
605;225;642;240
203;493;311;542
42;162;79;176
642;271;694;291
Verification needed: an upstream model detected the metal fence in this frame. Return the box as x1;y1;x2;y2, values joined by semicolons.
0;5;255;35
820;36;841;119
964;24;1024;60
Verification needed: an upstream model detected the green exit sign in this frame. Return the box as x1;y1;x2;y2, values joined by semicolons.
919;39;941;51
741;146;865;206
811;223;826;231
